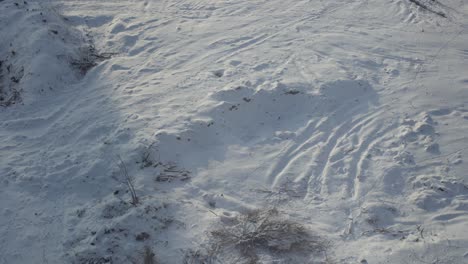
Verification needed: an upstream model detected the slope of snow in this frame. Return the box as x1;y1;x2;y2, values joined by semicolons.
1;0;468;263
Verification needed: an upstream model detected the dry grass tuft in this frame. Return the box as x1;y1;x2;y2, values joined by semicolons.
70;45;114;75
186;208;328;263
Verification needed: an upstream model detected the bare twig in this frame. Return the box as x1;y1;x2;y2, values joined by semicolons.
117;155;139;206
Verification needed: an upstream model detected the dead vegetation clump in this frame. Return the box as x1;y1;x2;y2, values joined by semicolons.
137;143;192;182
186;209;328;263
0;59;22;107
155;163;191;183
70;44;114;75
0;88;20;107
139;142;159;168
112;155;139;206
408;0;446;18
75;255;112;264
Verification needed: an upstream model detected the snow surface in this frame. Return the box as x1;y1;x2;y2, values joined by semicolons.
1;0;468;263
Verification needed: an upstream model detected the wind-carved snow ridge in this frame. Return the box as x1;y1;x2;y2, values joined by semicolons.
0;2;116;264
0;1;109;107
154;78;377;176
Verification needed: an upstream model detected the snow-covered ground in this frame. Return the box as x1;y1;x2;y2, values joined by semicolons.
1;0;468;263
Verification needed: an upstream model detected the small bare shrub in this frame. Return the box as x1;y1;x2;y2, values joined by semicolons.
115;155;139;206
139;142;158;168
196;208;327;263
70;44;114;75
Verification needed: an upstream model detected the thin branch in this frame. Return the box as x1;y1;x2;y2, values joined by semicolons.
117;155;139;206
408;0;446;18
